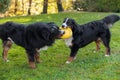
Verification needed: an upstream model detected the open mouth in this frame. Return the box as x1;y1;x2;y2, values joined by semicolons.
57;30;65;38
59;27;72;39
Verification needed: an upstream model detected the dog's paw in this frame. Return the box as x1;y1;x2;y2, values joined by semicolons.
6;60;10;62
93;50;97;53
105;54;110;57
74;57;76;60
66;61;71;64
29;62;36;69
3;59;10;62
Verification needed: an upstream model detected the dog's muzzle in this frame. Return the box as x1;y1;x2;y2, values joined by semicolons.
57;30;65;38
60;30;65;35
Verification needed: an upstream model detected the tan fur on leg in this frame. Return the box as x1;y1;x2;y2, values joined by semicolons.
95;39;101;52
105;48;110;57
29;61;36;69
35;49;41;63
66;57;75;64
2;40;12;62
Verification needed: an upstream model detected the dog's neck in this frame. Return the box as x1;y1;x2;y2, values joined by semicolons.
72;24;80;35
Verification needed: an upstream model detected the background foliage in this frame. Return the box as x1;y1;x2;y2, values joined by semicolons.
73;0;120;12
0;12;120;80
0;0;73;17
0;0;120;17
0;0;10;13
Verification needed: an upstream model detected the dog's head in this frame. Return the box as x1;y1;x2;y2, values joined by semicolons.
62;18;77;29
47;22;65;39
0;22;16;37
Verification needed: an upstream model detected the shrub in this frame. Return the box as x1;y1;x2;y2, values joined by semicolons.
0;0;11;13
73;0;120;12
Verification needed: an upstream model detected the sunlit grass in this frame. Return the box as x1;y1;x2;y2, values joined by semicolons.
0;12;120;80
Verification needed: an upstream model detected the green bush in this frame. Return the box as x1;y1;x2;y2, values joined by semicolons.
73;0;120;12
0;0;10;13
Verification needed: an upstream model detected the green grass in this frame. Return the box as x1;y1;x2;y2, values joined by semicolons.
0;12;120;80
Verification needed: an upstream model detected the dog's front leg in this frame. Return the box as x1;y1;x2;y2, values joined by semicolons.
2;40;12;62
26;49;36;69
35;49;41;63
66;45;79;64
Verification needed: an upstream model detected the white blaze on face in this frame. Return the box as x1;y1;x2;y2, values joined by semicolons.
62;18;69;28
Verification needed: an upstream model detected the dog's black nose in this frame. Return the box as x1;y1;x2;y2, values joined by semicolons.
62;23;68;28
62;25;65;28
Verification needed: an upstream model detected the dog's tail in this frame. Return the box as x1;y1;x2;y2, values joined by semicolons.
102;14;120;27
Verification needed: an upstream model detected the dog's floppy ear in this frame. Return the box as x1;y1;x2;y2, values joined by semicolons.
71;19;77;25
69;18;77;29
41;28;50;41
47;22;59;33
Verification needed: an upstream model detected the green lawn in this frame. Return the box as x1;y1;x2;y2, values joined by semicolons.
0;12;120;80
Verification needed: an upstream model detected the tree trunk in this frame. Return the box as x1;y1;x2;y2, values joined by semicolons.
28;0;32;15
42;0;48;14
22;0;24;14
57;0;64;12
14;0;18;14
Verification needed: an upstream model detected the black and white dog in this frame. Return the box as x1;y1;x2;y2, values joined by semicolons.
0;22;64;68
62;14;120;63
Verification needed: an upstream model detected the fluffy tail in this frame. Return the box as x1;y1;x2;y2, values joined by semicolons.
102;14;120;27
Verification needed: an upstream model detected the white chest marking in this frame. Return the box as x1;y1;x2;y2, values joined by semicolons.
8;37;14;43
108;24;113;28
40;46;48;51
64;37;73;47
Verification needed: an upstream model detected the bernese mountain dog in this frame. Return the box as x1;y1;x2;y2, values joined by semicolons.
0;22;64;68
62;14;120;64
